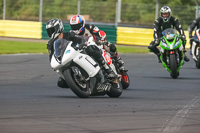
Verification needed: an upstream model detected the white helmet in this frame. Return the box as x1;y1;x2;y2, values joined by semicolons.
46;18;64;39
70;15;85;35
160;6;171;22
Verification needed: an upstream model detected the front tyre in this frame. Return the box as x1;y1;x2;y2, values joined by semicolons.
170;54;178;79
63;68;90;98
107;82;123;97
121;72;130;89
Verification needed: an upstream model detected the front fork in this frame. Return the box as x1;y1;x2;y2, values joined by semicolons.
160;50;184;73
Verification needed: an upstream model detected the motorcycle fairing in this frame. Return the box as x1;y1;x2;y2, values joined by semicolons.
73;53;100;77
159;28;185;73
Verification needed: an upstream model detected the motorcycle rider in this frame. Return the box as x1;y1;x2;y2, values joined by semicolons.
188;17;200;53
69;15;126;72
148;6;190;62
95;30;127;72
46;18;116;88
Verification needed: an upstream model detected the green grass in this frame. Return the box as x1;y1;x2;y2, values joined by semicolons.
116;45;149;53
0;40;149;54
0;40;47;54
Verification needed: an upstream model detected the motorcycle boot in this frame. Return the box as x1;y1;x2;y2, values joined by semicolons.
101;60;117;79
148;42;161;63
57;77;69;88
111;52;127;72
156;53;161;63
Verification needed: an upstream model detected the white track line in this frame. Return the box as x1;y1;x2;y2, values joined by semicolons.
161;96;199;133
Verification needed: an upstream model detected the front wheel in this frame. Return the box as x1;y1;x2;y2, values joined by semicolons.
121;72;130;89
63;68;90;98
107;81;123;97
169;54;178;79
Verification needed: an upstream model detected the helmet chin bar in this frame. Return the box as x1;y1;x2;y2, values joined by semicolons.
162;16;171;22
73;30;80;35
51;33;60;39
72;26;84;35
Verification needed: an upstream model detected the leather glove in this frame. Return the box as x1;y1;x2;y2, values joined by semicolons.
78;43;87;50
95;36;102;45
181;35;186;40
95;36;108;46
181;35;186;45
155;39;159;44
97;40;108;46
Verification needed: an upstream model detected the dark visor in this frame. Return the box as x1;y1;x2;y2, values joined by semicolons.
70;23;82;30
47;24;59;38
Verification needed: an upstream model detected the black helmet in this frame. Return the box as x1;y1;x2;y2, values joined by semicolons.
46;18;64;39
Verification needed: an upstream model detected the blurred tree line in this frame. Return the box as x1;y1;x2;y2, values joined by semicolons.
0;0;199;29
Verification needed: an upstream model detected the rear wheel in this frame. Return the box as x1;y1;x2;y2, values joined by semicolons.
170;54;178;79
63;68;90;98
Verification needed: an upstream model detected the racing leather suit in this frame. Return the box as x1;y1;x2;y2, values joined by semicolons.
81;24;126;71
189;17;200;38
148;16;189;62
188;17;200;49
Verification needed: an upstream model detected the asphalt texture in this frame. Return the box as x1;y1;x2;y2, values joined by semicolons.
0;53;200;133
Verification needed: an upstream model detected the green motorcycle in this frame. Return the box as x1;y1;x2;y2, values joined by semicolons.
159;28;185;79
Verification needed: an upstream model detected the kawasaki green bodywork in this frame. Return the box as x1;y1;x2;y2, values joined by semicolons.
159;28;185;73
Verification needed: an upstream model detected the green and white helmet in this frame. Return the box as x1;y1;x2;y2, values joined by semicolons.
160;6;171;22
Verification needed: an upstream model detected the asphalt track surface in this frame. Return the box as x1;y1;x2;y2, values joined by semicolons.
0;53;200;133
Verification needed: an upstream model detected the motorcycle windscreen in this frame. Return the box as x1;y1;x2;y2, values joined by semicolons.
54;39;71;62
162;28;177;40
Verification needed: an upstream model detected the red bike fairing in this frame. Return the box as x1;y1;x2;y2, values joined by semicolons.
103;50;112;65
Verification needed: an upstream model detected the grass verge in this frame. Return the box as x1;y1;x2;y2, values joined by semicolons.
0;40;149;54
0;40;47;54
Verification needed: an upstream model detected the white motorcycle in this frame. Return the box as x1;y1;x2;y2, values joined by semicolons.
87;37;130;89
191;29;200;68
50;38;122;98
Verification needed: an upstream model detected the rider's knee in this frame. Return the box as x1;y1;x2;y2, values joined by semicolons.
110;43;116;53
148;41;156;51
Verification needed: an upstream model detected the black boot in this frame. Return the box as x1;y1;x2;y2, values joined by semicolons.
156;53;161;63
57;77;69;88
112;52;127;72
116;57;126;71
104;68;118;79
101;60;117;79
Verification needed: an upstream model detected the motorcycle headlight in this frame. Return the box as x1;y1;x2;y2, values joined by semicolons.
174;40;180;48
161;41;169;48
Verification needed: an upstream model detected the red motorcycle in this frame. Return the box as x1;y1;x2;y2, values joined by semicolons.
99;43;130;89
